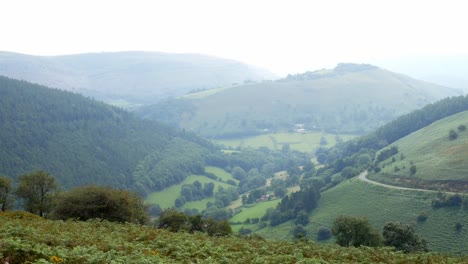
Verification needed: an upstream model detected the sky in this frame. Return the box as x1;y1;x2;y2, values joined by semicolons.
1;0;468;75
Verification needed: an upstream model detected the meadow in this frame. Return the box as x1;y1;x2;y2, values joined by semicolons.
214;132;355;152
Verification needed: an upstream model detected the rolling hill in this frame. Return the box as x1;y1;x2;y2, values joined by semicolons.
138;63;461;138
369;110;468;192
0;75;222;192
0;51;276;106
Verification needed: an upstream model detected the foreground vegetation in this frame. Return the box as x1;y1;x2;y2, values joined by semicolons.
1;212;467;264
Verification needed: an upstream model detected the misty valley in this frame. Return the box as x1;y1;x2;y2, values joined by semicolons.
1;52;468;263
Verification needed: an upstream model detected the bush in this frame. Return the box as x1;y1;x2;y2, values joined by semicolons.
317;227;332;240
332;216;382;247
458;124;466;132
417;212;428;222
52;185;148;224
449;130;458;140
383;222;428;253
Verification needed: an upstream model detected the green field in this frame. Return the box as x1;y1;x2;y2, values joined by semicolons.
145;174;233;209
231;200;279;223
205;166;239;184
257;178;468;254
214;132;356;152
180;87;228;99
372;110;468;190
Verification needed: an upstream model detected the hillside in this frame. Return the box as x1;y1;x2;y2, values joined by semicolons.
138;63;461;138
0;51;276;105
0;76;221;192
370;110;468;192
1;212;466;263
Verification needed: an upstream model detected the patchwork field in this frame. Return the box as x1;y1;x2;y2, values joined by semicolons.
214;132;356;152
145;174;234;210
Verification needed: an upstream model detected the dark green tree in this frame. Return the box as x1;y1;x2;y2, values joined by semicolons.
292;224;307;239
382;222;428;253
332;216;382;247
295;210;310;226
0;176;13;212
16;170;58;217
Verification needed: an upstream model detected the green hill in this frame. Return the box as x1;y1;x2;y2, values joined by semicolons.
138;63;460;138
0;51;276;106
2;212;466;263
0;76;220;192
370;110;468;192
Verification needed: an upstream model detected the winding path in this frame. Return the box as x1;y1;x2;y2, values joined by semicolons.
357;170;439;193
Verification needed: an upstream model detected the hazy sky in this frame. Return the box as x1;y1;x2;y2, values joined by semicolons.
1;0;467;75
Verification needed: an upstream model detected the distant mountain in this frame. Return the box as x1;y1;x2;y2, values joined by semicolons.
0;76;222;193
0;51;276;105
371;54;468;91
137;63;461;138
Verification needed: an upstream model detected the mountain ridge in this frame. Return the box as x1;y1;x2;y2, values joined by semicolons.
0;51;276;105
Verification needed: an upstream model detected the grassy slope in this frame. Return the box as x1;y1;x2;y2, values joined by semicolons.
2;212;465;263
214;132;355;152
373;110;468;186
174;66;460;137
257;178;468;254
145;167;237;210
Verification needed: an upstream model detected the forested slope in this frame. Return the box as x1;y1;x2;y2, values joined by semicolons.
0;76;220;191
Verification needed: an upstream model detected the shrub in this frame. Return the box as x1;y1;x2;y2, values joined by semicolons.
458;124;466;132
417;212;428;222
317;227;332;240
449;129;458;140
383;222;428;253
52;185;148;224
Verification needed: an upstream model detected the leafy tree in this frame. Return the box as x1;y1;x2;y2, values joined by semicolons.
317;153;328;165
0;176;13;212
52;185;148;224
409;165;417;176
382;222;428;253
16;170;58;217
458;124;466;132
292;224;307;239
204;218;232;236
158;209;190;232
232;167;247;181
332;216;382;247
295;210;310;226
